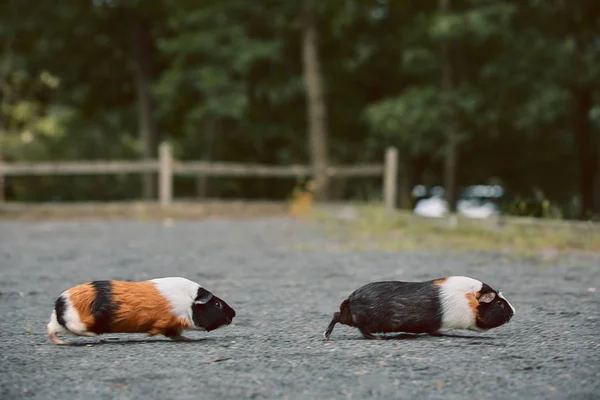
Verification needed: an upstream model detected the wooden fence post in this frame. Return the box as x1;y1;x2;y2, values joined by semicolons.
159;142;173;207
383;147;398;211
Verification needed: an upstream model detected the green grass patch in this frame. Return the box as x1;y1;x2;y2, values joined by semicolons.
307;204;600;256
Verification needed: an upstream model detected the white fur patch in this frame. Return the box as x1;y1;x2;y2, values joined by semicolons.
151;277;201;324
62;294;92;335
438;276;483;331
46;310;66;336
48;292;97;338
498;291;516;315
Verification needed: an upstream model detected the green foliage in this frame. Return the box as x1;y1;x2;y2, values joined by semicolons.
310;205;600;254
0;63;75;160
155;1;282;124
501;196;564;219
0;0;598;216
365;86;444;155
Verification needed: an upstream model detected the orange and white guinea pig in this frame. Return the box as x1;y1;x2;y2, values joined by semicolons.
47;277;235;345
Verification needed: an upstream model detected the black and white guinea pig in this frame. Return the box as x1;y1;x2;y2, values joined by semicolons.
47;277;235;345
324;276;515;340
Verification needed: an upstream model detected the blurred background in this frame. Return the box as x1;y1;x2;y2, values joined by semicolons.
0;0;599;221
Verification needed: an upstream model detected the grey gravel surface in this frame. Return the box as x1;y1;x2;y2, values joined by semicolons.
1;218;599;400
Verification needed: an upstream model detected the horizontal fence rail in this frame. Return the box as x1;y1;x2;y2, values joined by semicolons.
175;163;383;177
0;142;398;209
326;164;384;177
0;161;385;178
0;160;159;175
174;162;312;177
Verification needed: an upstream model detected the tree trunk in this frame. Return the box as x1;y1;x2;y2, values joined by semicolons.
439;0;458;212
302;0;329;201
196;118;217;199
0;125;4;202
131;16;158;200
572;87;595;219
0;18;14;203
443;134;458;211
397;153;412;209
595;137;600;217
328;177;346;200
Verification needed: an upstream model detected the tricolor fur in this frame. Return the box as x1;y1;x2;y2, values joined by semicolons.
324;275;515;340
47;277;235;345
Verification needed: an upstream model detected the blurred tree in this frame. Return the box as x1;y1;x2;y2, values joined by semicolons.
500;0;600;218
0;0;148;200
129;9;160;199
302;0;330;200
438;0;458;212
0;1;79;199
0;0;596;217
93;0;166;199
155;0;285;198
365;0;494;208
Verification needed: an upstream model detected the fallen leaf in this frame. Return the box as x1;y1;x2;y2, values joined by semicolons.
395;345;401;350
23;328;32;334
436;381;444;388
110;383;128;391
549;387;556;392
375;361;389;366
354;370;369;376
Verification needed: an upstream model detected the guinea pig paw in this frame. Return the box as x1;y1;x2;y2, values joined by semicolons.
49;335;68;345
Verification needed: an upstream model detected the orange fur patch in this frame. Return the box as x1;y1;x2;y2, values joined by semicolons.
433;278;448;286
465;292;479;317
66;283;97;329
110;281;192;335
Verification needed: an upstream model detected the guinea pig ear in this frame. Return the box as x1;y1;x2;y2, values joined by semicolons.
194;288;213;305
478;291;496;304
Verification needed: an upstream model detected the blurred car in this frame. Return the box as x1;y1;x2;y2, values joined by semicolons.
412;185;503;219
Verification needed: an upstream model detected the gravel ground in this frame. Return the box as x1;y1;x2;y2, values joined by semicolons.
0;218;599;400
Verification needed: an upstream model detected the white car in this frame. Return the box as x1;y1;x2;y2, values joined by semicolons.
413;185;502;219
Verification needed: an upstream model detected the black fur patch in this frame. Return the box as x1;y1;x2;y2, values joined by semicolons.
475;283;514;330
163;328;180;338
192;294;235;332
346;280;443;336
90;280;115;334
54;296;67;328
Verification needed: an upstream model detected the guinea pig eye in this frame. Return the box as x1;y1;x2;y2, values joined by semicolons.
496;300;503;306
215;301;222;309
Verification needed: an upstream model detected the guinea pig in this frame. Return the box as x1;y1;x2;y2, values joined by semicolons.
47;277;235;345
323;276;515;340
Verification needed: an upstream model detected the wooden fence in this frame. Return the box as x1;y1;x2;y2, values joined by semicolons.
0;143;399;209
